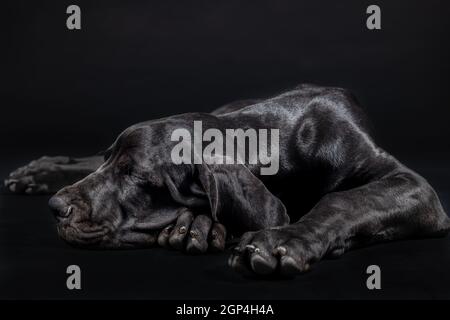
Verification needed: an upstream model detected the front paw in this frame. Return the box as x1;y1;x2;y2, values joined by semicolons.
228;227;325;276
157;209;227;254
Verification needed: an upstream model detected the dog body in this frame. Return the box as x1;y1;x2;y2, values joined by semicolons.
5;84;449;276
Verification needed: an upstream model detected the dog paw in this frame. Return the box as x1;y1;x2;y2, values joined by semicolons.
157;210;227;254
4;156;76;194
228;227;325;276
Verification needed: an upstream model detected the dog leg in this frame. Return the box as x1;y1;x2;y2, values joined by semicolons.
229;169;450;276
4;155;103;194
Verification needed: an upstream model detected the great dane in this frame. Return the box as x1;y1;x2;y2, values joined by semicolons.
4;84;450;276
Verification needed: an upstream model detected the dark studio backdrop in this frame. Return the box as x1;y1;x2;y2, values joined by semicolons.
1;0;450;299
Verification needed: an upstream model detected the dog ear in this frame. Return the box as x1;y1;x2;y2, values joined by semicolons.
163;168;208;208
196;162;289;234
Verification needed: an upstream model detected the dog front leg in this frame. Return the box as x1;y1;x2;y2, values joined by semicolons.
229;169;450;276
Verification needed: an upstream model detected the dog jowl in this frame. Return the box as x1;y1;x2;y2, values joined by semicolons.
6;84;449;276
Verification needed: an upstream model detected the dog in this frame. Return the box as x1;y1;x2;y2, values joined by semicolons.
5;84;450;276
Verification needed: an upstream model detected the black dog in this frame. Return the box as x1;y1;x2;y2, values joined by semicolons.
5;84;449;276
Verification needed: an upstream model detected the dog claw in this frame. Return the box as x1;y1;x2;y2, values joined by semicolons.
157;224;174;247
275;246;287;256
190;230;198;238
164;213;226;254
245;244;256;253
163;226;172;234
248;246;261;254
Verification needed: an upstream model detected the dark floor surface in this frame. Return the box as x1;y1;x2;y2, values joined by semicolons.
1;154;449;300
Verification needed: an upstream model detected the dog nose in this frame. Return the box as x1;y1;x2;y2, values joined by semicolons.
48;195;73;218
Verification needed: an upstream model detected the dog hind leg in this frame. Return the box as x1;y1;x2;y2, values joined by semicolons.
4;155;103;194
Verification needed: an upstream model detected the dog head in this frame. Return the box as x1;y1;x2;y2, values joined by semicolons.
49;119;289;248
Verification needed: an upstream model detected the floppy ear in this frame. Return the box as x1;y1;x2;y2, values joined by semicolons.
163;168;208;208
196;162;289;234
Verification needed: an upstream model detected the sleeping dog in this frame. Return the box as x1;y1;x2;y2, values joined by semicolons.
4;84;450;276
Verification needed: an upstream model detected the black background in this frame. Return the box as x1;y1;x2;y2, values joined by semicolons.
1;0;450;299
